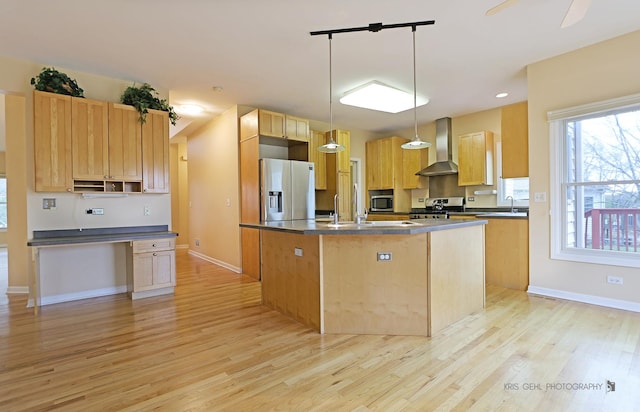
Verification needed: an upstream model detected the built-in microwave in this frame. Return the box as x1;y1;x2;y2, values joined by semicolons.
370;195;394;212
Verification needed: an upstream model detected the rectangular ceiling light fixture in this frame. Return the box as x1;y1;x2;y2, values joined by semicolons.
339;80;429;113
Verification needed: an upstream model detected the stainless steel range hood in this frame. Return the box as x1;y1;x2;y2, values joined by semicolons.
416;117;458;176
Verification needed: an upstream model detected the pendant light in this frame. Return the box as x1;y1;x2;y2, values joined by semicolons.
317;33;346;153
401;26;431;150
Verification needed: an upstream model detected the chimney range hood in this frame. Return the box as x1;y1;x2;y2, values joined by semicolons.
416;117;458;176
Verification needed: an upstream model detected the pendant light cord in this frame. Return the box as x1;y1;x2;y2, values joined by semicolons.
412;26;418;140
329;33;333;140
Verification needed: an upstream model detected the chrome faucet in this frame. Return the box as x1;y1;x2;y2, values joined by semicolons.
333;193;339;225
353;183;367;224
506;196;515;213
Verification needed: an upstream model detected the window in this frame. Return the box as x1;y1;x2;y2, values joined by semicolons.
550;94;640;267
495;142;529;208
0;177;6;229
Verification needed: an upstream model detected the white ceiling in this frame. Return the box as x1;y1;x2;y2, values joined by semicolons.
1;0;640;138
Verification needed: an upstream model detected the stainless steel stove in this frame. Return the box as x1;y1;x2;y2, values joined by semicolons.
409;197;465;220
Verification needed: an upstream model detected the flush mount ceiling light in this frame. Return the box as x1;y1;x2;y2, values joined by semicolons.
340;81;428;113
311;20;435;152
175;104;204;116
496;92;509;98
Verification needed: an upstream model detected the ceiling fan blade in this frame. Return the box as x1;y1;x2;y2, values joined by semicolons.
486;0;519;16
561;0;591;28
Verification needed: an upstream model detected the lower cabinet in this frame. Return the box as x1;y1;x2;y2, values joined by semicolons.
126;237;176;299
483;218;529;290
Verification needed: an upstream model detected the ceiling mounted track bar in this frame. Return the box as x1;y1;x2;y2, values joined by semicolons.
310;20;435;37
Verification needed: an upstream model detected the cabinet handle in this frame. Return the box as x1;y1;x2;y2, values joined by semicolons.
152;244;156;247
153;252;157;256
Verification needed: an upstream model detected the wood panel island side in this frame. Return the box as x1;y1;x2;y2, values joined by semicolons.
240;219;486;336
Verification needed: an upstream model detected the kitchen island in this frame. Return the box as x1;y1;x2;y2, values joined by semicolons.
240;219;486;336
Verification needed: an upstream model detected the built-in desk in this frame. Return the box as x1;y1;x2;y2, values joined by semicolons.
28;225;178;313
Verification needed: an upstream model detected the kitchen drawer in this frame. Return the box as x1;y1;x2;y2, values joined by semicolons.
132;237;175;253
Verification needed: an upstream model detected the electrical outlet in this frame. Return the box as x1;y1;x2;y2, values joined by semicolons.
377;252;392;261
607;276;623;285
225;198;231;207
294;247;303;257
195;239;200;247
42;198;56;209
468;196;475;202
144;205;151;216
86;208;104;215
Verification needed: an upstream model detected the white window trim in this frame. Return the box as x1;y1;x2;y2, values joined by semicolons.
549;93;640;268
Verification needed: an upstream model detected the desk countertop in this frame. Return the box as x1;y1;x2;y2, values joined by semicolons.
28;225;178;247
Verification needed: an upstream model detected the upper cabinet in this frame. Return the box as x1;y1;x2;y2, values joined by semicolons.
141;109;170;193
34;91;73;192
501;101;529;178
458;131;494;186
365;136;412;212
285;115;310;142
254;109;310;142
402;147;429;189
308;130;327;190
33;91;169;194
258;109;286;138
71;97;109;181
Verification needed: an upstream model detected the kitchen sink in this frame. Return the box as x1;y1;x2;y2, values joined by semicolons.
325;220;420;228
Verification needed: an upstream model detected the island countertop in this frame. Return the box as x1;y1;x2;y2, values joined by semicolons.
240;218;486;235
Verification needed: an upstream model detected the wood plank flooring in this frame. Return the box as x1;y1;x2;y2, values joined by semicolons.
1;250;639;411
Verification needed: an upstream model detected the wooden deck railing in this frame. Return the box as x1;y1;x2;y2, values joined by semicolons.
584;208;640;252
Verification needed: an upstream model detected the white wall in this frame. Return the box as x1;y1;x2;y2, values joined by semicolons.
528;29;640;305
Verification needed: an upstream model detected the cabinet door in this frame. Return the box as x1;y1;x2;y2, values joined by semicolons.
458;131;493;186
334;130;351;173
309;130;327;190
378;138;394;189
240;136;260;223
153;250;176;287
402;147;429;189
142;109;170;193
71;97;109;180
258;110;285;138
366;140;380;190
337;171;352;221
33;91;73;192
241;227;261;281
501;101;529;178
285;115;309;142
108;103;143;181
133;253;154;290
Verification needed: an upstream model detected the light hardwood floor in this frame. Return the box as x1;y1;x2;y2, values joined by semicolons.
1;250;639;411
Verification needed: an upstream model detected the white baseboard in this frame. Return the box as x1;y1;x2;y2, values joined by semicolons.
6;286;29;294
527;286;640;313
27;286;128;308
188;250;242;273
130;287;174;300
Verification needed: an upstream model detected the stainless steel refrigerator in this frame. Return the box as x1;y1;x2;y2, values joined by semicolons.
260;158;315;222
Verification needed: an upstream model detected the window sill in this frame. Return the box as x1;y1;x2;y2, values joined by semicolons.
551;247;640;269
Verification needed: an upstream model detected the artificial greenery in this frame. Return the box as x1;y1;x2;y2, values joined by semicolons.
120;83;179;126
30;67;84;97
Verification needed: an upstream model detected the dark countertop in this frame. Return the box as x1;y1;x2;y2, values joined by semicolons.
240;218;486;235
28;225;178;247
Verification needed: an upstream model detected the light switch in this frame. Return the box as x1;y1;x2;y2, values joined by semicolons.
294;247;303;257
534;192;547;202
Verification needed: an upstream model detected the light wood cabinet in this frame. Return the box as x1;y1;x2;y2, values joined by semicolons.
316;130;351;220
107;103;143;181
483;217;529;290
285;115;309;142
34;91;167;194
71;97;109;180
142;109;170;193
33;91;73;192
458;131;494;186
127;237;176;299
402;147;429;189
365;136;412;212
239;133;261;281
308;130;327;190
258;109;286;138
501;101;529;178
